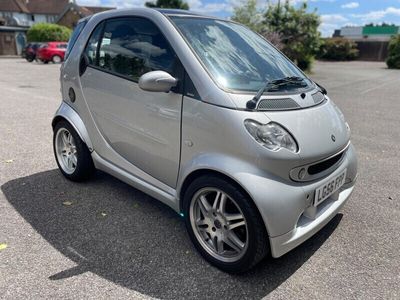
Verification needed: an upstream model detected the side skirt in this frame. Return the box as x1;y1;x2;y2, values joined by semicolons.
91;151;180;213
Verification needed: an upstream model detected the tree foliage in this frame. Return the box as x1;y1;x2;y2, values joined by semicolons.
386;35;400;69
231;0;322;71
27;23;71;42
145;0;189;10
231;0;263;32
318;38;359;61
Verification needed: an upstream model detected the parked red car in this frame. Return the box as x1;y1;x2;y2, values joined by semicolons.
37;42;68;64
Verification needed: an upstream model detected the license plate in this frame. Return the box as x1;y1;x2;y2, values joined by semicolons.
314;169;347;206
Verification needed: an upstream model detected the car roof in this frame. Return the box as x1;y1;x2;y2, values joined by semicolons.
154;9;200;16
46;41;67;46
82;8;223;24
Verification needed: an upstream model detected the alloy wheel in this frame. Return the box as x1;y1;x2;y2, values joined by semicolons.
55;128;77;174
189;188;249;263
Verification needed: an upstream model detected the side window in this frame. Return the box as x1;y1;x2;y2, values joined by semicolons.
96;17;177;81
65;20;87;60
84;22;104;65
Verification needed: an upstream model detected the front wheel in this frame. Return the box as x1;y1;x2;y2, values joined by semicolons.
183;175;269;273
53;120;94;181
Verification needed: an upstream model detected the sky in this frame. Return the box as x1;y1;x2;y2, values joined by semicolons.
77;0;400;36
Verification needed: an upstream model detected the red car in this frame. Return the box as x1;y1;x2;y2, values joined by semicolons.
37;42;68;64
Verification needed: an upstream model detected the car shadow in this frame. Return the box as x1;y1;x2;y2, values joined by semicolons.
1;170;343;299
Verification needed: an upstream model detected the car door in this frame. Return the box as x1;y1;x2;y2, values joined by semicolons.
80;17;183;188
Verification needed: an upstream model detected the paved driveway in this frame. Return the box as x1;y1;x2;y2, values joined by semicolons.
0;59;399;299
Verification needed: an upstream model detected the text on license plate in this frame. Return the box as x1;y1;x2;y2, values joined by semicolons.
314;169;347;206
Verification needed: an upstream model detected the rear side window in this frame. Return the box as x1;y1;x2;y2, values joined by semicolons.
86;17;176;82
65;20;87;59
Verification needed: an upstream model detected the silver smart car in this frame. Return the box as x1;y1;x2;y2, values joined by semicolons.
53;8;358;273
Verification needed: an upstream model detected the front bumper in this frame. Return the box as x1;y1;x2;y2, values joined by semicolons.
269;182;355;257
269;144;357;258
238;143;358;258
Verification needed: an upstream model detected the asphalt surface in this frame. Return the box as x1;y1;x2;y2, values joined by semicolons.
0;59;399;299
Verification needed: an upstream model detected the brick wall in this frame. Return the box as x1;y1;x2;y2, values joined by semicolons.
0;32;16;55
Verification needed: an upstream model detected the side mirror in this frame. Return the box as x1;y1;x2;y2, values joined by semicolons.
138;71;178;92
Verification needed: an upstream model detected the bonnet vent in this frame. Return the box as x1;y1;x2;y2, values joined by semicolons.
257;98;300;111
312;91;325;105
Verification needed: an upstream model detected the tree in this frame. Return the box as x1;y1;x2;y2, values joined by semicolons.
263;0;322;71
231;0;264;32
27;23;71;42
145;0;189;10
386;35;400;69
232;1;284;50
231;0;322;71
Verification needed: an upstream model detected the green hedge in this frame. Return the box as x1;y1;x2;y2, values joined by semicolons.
386;35;400;69
318;38;359;61
27;23;71;42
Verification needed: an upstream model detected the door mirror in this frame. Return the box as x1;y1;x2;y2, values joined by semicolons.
139;71;178;92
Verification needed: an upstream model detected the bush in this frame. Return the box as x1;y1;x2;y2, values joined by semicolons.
27;23;71;42
318;38;359;61
386;35;400;69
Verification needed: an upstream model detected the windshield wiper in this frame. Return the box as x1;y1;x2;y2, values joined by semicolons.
246;76;306;109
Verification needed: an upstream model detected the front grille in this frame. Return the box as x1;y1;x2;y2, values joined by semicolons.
308;152;344;175
257;98;300;111
290;145;349;182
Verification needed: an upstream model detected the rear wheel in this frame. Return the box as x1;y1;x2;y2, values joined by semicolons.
183;175;269;273
52;55;62;64
53;120;94;181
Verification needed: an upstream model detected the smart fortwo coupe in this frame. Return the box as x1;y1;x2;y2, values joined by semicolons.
53;8;358;273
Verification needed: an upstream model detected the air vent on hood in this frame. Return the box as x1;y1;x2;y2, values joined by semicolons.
257;98;300;111
312;91;325;105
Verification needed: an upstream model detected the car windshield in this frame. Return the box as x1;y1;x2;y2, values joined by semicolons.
170;16;312;93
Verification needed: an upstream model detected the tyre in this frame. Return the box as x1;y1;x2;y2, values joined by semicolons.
26;56;34;62
52;55;62;64
183;175;269;273
53;120;95;181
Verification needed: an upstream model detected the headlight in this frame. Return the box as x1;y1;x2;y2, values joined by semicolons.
244;120;298;153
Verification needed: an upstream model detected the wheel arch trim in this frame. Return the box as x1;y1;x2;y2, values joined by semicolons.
177;156;272;237
52;101;93;151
